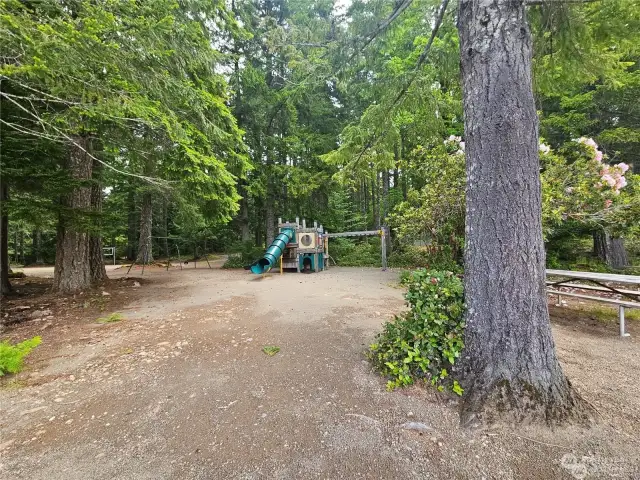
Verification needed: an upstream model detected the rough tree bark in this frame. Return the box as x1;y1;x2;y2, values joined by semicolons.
373;172;381;229
458;0;589;425
239;182;251;243
362;179;368;225
53;136;93;293
136;190;154;264
126;188;137;261
161;197;170;258
89;159;107;283
382;169;391;252
33;229;44;264
594;229;628;270
382;169;390;222
393;142;400;190
265;196;275;246
13;231;18;263
0;180;12;295
18;231;24;265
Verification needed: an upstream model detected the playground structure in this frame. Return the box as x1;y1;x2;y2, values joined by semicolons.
249;217;388;274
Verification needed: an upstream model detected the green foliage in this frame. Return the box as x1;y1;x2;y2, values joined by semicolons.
390;142;465;257
262;345;280;356
96;313;123;324
0;0;249;271
0;336;41;376
222;242;265;269
388;245;461;272
329;237;381;267
368;270;465;393
1;0;639;278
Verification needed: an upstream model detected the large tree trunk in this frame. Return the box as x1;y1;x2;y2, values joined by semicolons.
126;187;137;261
458;0;588;425
0;180;12;295
373;172;381;229
89;160;107;283
13;230;18;263
382;169;391;252
363;179;369;226
393;142;400;190
136;191;154;264
54;136;93;293
33;229;44;264
382;169;390;223
265;196;275;246
239;183;251;243
594;229;628;270
18;231;24;265
161;197;170;258
400;134;408;201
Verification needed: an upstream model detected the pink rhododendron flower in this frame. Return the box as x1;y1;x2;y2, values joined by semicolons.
594;150;603;162
616;162;629;173
577;137;598;150
601;174;616;187
615;176;627;189
604;199;613;208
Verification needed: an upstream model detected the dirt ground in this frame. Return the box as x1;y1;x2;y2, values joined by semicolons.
1;264;639;479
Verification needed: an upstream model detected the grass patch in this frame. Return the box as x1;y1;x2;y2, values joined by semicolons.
567;303;640;323
1;377;28;389
96;313;124;324
262;345;280;356
0;336;41;376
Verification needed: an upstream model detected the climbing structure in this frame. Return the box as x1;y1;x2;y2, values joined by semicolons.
249;218;327;274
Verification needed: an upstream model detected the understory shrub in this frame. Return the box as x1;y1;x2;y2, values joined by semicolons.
329;237;381;267
368;269;465;394
223;242;265;269
388;245;462;272
0;336;42;376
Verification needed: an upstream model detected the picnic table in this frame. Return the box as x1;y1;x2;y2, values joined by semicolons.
546;269;640;337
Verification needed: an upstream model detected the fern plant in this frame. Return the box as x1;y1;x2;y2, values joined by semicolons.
0;336;42;376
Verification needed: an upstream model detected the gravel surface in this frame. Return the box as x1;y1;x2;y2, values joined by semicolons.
1;266;639;479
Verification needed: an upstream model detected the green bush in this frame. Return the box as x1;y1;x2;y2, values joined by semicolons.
223;242;265;269
398;269;413;284
388;245;462;271
0;336;42;376
222;253;245;269
329;237;381;267
368;269;465;394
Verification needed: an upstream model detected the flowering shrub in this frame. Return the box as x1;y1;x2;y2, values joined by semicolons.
392;134;636;259
575;137;629;194
390;142;465;259
368;270;465;394
540;137;632;237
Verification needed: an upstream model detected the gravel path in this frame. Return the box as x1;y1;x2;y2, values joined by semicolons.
1;267;639;479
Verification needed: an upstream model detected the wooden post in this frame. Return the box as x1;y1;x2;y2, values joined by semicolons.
280;254;283;275
325;235;329;270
